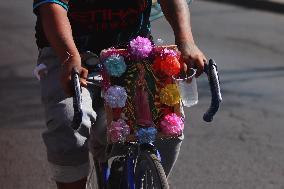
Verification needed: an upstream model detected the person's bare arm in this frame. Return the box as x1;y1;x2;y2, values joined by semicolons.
159;0;206;77
38;3;87;95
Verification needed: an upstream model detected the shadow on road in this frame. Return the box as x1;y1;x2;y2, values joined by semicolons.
0;65;44;129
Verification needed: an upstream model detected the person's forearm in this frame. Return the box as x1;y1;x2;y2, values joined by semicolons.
159;0;195;46
39;3;80;63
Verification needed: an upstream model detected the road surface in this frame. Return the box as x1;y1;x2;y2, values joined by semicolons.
0;1;284;188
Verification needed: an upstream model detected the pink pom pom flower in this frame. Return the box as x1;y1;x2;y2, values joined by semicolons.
160;113;184;136
129;36;153;61
109;119;130;143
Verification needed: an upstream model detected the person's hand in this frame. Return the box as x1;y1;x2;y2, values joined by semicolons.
60;56;88;96
178;41;207;77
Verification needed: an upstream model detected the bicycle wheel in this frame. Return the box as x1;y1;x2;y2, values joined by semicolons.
135;150;169;189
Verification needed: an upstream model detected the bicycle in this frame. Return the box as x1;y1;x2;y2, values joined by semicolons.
72;53;222;189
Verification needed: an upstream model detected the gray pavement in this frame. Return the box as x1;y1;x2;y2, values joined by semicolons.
201;0;284;14
0;1;53;189
1;1;284;189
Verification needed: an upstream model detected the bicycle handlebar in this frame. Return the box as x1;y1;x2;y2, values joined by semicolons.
71;68;83;130
203;59;222;122
71;59;222;131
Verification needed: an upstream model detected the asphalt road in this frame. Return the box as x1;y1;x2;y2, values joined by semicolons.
0;1;284;189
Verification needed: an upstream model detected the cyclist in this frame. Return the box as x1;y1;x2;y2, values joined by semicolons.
33;0;206;188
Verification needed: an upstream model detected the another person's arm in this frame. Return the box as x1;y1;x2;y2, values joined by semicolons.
36;2;87;95
159;0;206;77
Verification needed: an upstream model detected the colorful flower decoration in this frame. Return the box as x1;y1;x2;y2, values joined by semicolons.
109;119;130;143
129;36;153;61
100;38;186;139
103;54;127;77
104;85;127;108
136;127;157;144
160;113;184;136
160;55;181;76
160;84;181;106
152;47;181;76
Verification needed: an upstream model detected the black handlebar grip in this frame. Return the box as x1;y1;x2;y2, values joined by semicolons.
71;68;83;130
203;59;222;122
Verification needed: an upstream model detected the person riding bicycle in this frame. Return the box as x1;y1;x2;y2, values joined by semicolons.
33;0;206;188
